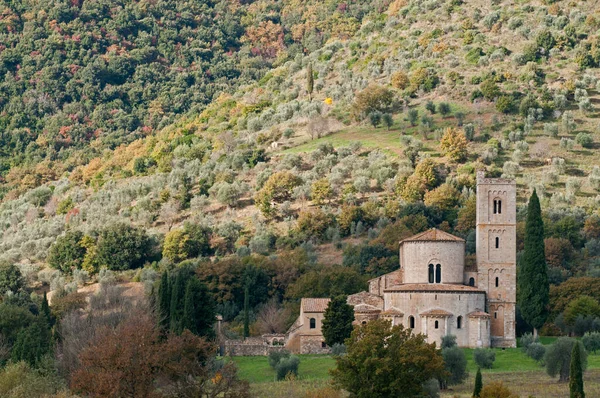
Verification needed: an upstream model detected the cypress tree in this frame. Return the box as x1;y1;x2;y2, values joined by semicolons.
169;271;186;334
11;319;51;365
517;190;549;337
473;367;483;397
243;285;250;339
570;342;585;398
307;63;314;101
322;296;354;346
182;278;216;338
158;272;171;331
41;291;53;327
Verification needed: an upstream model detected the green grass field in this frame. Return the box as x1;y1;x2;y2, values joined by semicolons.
233;345;600;384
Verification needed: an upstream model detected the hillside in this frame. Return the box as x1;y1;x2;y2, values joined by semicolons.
0;0;599;340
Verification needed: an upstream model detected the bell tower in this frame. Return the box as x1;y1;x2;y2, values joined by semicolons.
475;171;517;348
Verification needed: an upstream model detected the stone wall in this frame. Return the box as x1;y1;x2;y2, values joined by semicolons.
299;335;330;354
225;338;288;356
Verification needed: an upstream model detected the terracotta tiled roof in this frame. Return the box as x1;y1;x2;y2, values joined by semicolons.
301;298;330;313
383;283;485;293
400;228;464;244
468;310;491;318
420;309;452;317
381;307;404;316
353;304;382;313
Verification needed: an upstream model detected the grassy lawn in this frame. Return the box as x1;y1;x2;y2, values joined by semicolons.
233;346;600;385
232;354;336;384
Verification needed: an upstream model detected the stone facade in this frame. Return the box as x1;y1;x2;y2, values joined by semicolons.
291;173;516;352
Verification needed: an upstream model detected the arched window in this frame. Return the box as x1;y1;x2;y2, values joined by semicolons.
409;316;415;329
428;264;434;283
494;312;497;319
469;277;475;287
434;320;439;329
495;277;499;287
495;237;500;249
435;264;441;283
457;316;462;329
493;199;502;214
310;318;316;329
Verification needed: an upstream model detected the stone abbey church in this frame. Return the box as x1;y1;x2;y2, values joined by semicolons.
287;172;517;353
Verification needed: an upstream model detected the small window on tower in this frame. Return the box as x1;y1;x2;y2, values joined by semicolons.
495;277;499;287
310;318;316;329
498;200;502;214
469;277;475;287
493;200;498;214
409;316;415;329
495;237;500;249
428;264;434;283
494;312;497;319
435;264;441;283
435;320;439;329
457;316;462;329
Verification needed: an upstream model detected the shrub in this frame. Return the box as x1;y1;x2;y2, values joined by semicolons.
582;332;600;353
480;79;500;101
473;348;496;369
0;262;24;296
269;349;291;369
96;224;151;271
441;346;468;387
526;343;546;364
275;355;300;380
496;95;515;113
47;231;86;274
330;343;347;356
545;337;588;382
575;133;593;148
438;102;451;116
408;109;419;126
425;101;436;114
391;71;409;89
479;381;518;398
519;332;538;352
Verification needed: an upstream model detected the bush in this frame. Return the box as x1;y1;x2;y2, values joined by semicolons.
438;102;451;116
526;343;546;364
46;231;86;274
545;337;588;382
0;262;24;296
330;343;347;356
575;133;593;148
441;334;457;349
275;355;300;380
96;224;151;271
496;95;515;114
479;381;518;398
351;85;394;121
519;332;538;352
268;350;291;369
441;346;468;387
473;348;496;369
582;332;600;353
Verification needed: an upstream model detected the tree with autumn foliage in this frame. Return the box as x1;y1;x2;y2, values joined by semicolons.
331;319;445;397
70;308;249;397
440;127;468;162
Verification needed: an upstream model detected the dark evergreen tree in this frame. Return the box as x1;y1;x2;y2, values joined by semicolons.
182;278;216;338
169;271;186;334
473;367;483;397
307;63;314;101
243;285;250;339
570;342;585;398
158;272;171;332
518;190;549;337
41;292;53;327
11;318;51;365
322;296;355;346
